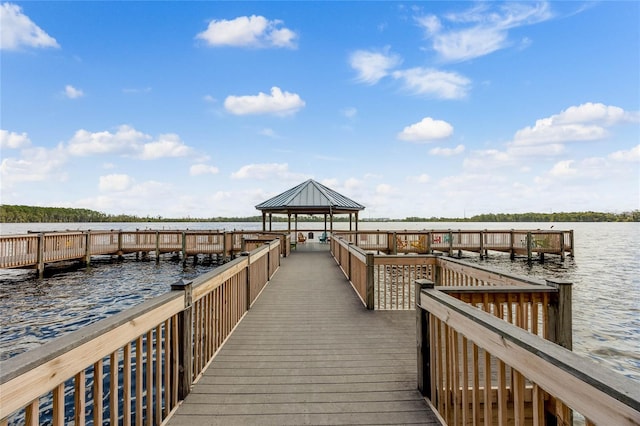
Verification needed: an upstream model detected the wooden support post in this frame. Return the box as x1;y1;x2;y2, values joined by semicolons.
155;231;160;263
479;230;484;259
84;231;92;266
448;230;453;256
241;252;251;309
415;279;434;398
37;233;45;278
181;232;187;267
434;254;442;286
392;232;398;255
117;232;123;260
569;230;575;258
366;252;375;310
559;231;565;261
171;279;193;400
547;279;573;350
510;230;515;260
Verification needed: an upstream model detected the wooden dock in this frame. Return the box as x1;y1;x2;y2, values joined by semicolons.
167;244;440;425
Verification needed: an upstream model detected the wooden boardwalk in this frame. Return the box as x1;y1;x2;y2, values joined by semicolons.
168;244;440;425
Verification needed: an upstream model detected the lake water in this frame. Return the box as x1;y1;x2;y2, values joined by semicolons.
1;221;638;384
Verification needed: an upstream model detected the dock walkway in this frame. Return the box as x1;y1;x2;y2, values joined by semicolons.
168;244;440;425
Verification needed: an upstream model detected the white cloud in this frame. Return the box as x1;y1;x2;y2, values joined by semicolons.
231;163;306;181
64;85;84;99
190;164;220;176
196;15;297;48
67;125;150;156
0;129;31;149
430;144;465;156
139;134;192;160
609;145;640;163
349;48;402;84
203;94;216;103
418;2;552;62
392;67;471;99
548;160;577;177
0;146;68;188
397;117;454;142
99;174;133;192
66;125;194;160
0;2;59;50
224;87;305;116
512;103;638;146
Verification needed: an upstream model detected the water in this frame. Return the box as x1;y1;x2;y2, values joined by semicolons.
1;222;638;384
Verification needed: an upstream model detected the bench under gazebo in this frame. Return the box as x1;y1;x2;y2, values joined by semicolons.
255;179;365;240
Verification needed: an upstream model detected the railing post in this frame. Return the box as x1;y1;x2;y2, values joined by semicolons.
347;242;353;280
415;279;434;398
433;254;442;286
85;231;92;266
527;231;533;262
36;233;45;278
366;252;375;310
155;231;160;263
241;252;251;309
392;232;398;255
181;232;187;267
510;229;515;260
171;279;193;400
546;279;573;350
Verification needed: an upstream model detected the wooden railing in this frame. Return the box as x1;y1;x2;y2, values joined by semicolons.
333;229;574;261
0;230;291;277
415;280;640;425
0;239;281;426
331;236;563;315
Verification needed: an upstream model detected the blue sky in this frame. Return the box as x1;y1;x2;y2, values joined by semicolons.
1;1;639;219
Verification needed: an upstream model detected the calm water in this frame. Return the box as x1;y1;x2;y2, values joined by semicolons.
1;221;638;384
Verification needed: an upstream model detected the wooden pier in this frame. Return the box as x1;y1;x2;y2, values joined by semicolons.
1;238;638;426
168;245;439;425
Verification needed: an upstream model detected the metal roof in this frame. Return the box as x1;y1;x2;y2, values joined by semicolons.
255;179;365;214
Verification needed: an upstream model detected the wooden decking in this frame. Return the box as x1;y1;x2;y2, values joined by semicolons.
167;244;440;425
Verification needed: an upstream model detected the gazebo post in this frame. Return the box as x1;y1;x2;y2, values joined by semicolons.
268;213;273;231
355;212;359;231
262;212;266;231
288;213;292;235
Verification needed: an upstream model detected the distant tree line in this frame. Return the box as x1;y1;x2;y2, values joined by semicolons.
401;211;639;222
1;204;638;223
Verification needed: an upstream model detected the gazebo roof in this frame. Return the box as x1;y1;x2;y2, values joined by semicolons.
255;179;365;215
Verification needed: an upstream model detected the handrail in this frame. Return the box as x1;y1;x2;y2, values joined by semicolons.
416;280;640;425
332;229;573;260
0;238;281;425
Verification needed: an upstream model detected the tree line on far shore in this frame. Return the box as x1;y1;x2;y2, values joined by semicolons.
1;204;638;223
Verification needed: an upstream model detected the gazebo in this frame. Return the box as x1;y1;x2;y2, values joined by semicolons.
255;179;365;235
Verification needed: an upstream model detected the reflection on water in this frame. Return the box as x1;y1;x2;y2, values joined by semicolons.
0;256;218;360
1;222;639;384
